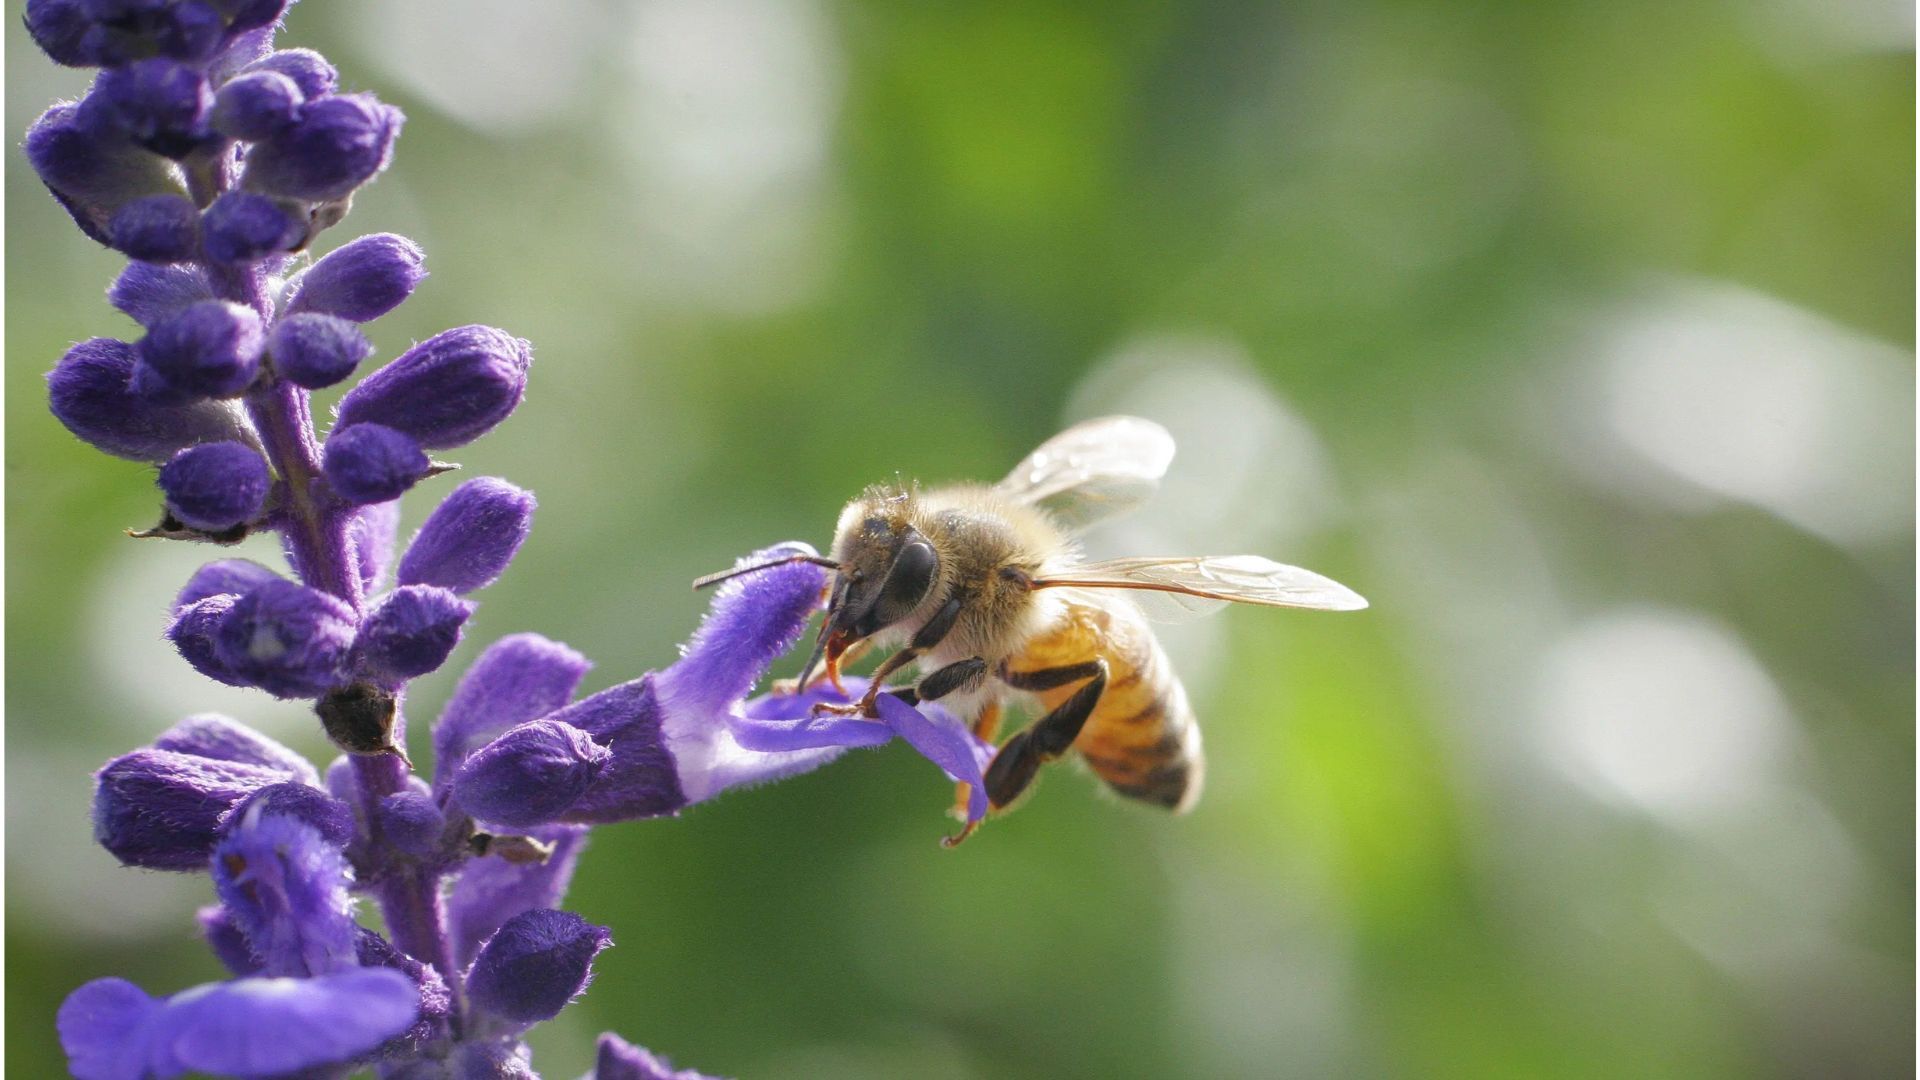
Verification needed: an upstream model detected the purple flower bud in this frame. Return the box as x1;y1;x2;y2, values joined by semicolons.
336;326;531;449
108;193;200;262
151;712;317;783
323;423;426;505
249;47;336;99
92;747;290;870
109;262;212;327
158;440;271;530
397;477;536;593
176;558;282;608
169;594;251;686
454;720;610;828
269;310;371;388
25;0;98;66
466;909;612;1028
353;584;473;683
211;68;303;140
47;337;254;461
199;904;263;976
448;825;586;967
213;578;357;698
286;232;426;322
222;780;356;850
213;806;357;977
434;633;591;786
595;1034;728;1080
59;970;420;1080
27;102;182;244
376;787;445;857
350;499;401;595
538;679;687;823
154;0;226;63
244;92;403;201
200;189;303;264
135;299;265;401
93;57;214;158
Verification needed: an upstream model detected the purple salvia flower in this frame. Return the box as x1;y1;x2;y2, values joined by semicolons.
199;189;303;264
465;908;612;1030
376;787;446;857
209;68;303;140
107;261;213;327
396;476;538;594
285;231;426;321
452;718;611;828
268;309;371;388
58;969;421;1080
106;192;199;262
323;421;429;504
241;91;402;200
156;439;271;530
93;747;292;870
593;1034;729;1080
222;780;356;850
334;325;532;449
47;337;254;461
432;632;592;785
91;57;215;158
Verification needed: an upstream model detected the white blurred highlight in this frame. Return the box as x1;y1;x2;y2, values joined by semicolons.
1534;607;1794;819
1571;278;1913;546
616;0;843;314
352;0;601;134
1067;335;1341;700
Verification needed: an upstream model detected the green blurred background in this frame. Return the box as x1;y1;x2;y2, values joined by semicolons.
8;1;1914;1077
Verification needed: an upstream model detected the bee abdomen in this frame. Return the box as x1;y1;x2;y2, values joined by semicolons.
1078;676;1204;813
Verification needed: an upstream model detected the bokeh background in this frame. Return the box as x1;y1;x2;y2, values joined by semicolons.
8;1;1914;1077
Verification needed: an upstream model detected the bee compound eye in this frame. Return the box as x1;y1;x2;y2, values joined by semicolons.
875;538;937;624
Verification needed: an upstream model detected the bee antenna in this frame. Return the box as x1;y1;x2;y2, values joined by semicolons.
691;553;841;591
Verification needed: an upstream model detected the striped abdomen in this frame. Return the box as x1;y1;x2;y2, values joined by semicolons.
1008;599;1204;812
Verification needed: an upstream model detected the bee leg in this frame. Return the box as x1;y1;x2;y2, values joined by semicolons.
825;595;966;717
777;639;872;695
984;659;1108;810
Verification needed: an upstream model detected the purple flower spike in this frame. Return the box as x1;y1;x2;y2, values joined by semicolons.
93;58;213;158
48;337;253;461
397;477;536;594
211;69;304;141
92;747;295;870
176;558;282;608
336;326;531;450
353;584;474;683
448;825;587;967
59;969;420;1080
657;542;828;717
286;232;426;322
323;423;428;505
594;1034;729;1080
434;632;591;785
244;93;403;201
467;909;612;1029
108;194;199;263
376;787;445;857
248;47;338;101
169;594;250;686
108;263;213;327
200;190;303;264
158;441;271;530
454;720;611;828
269;310;371;388
212;808;358;978
135;299;265;401
27;102;181;244
222;781;356;850
212;578;357;698
151;713;317;780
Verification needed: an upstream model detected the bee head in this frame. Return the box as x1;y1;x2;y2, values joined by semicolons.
797;507;940;688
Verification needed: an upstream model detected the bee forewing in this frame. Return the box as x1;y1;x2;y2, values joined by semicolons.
1036;555;1369;613
994;416;1176;534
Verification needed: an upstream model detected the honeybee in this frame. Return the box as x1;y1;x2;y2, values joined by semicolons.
698;416;1366;844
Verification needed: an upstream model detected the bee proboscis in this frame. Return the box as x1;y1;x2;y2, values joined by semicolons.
696;416;1367;844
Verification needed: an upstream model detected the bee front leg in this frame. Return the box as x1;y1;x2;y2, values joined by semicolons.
812;595;966;718
984;659;1108;810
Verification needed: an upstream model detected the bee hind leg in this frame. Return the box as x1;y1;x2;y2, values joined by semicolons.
985;659;1108;810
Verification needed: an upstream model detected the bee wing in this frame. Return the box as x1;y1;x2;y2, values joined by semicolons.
994;416;1176;533
1034;555;1368;617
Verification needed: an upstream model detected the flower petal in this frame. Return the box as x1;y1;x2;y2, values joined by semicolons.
874;693;989;825
655;543;826;718
159;969;420;1078
211;807;358;978
58;977;156;1080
